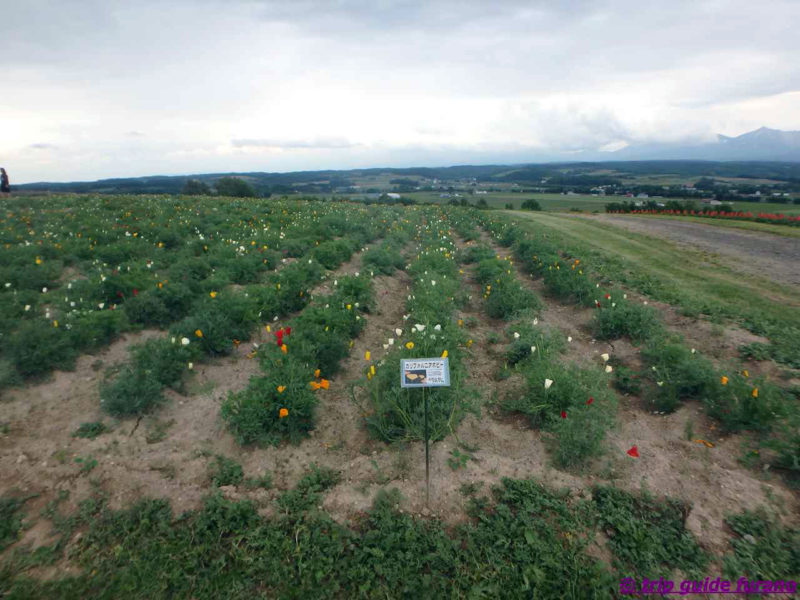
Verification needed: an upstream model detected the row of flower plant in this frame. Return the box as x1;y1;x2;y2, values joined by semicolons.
98;204;410;418
478;212;797;476
354;209;474;442
0;195;397;387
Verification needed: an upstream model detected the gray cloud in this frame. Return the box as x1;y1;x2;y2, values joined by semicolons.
2;0;800;182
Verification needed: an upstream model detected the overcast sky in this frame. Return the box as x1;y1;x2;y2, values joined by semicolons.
2;0;799;182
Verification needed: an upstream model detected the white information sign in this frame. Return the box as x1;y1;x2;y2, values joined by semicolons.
400;357;451;388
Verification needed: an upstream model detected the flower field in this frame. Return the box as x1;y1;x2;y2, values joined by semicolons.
1;194;798;598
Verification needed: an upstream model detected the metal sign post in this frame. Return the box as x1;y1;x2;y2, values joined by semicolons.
400;357;451;506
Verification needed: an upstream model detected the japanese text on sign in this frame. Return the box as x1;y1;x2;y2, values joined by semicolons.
400;358;451;388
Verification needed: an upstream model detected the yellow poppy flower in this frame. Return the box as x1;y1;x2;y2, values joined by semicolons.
365;350;371;361
209;291;217;298
405;341;414;350
441;350;448;358
752;388;758;398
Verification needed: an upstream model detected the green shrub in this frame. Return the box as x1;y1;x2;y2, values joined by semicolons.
130;338;195;389
542;264;596;305
359;326;473;443
209;455;244;487
486;283;541;320
722;509;800;581
312;239;356;270
69;309;130;351
221;356;319;446
461;244;495;264
521;199;542;211
170;293;257;357
640;339;716;412
505;358;616;468
276;464;340;514
548;403;614;469
703;372;787;432
591;300;662;343
362;245;405;274
0;496;25;551
100;366;164;417
8;320;78;379
72;422;109;439
593;486;708;579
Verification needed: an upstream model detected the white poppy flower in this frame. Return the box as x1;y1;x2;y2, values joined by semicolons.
388;338;395;345
42;287;48;293
415;324;425;332
24;305;31;311
544;379;553;389
434;324;441;331
530;346;536;353
395;328;403;336
187;362;194;370
605;365;613;373
513;332;520;339
181;337;190;346
533;318;538;326
601;353;610;362
567;336;573;342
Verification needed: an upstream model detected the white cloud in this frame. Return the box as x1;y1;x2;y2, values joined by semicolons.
1;0;799;182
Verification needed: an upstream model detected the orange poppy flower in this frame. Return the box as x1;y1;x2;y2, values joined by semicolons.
314;368;321;378
320;379;330;390
277;385;286;393
278;408;289;418
720;376;728;385
280;344;288;354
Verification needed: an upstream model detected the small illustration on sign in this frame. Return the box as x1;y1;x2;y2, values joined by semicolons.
404;369;427;384
400;358;450;388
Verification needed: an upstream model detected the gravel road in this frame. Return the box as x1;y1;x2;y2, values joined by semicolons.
584;215;800;287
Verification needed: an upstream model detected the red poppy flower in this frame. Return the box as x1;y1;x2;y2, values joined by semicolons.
604;293;611;300
595;300;601;308
275;329;284;347
560;411;567;419
285;326;291;336
587;397;594;405
626;445;639;458
133;288;138;296
116;291;124;298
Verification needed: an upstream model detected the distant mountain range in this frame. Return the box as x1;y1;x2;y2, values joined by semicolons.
14;128;800;194
607;127;800;162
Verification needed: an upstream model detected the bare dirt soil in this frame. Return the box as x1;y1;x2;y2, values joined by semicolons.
584;215;800;287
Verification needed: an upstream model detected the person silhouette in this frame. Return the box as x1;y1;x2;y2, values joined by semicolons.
0;168;9;196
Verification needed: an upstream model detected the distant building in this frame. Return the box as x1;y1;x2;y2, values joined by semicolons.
386;193;401;199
